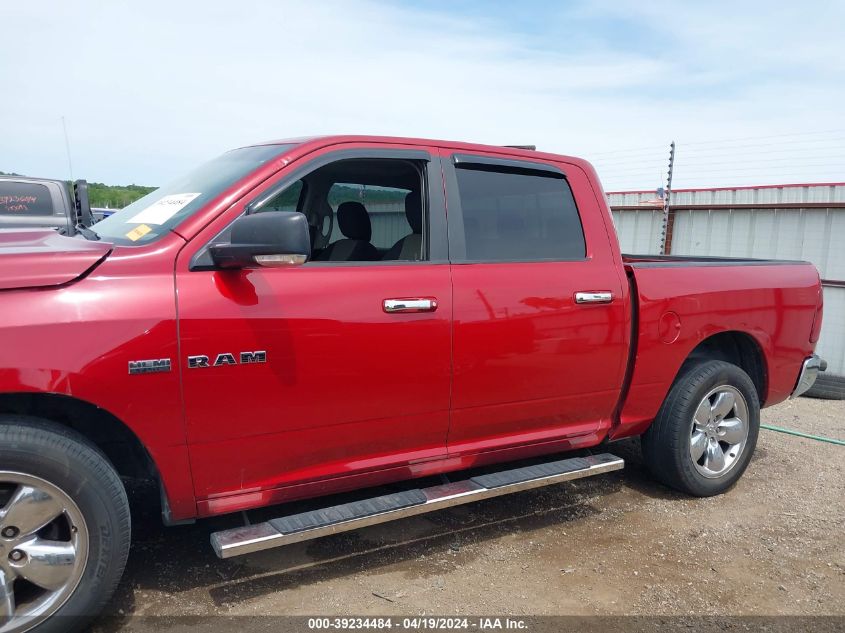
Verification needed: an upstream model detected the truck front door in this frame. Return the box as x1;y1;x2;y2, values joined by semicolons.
175;146;452;514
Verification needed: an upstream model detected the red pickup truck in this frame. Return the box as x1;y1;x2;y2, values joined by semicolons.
0;136;825;632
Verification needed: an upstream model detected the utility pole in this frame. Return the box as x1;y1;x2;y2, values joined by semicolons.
61;116;74;182
659;141;675;255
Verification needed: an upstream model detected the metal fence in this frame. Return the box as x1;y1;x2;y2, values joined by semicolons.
608;183;845;376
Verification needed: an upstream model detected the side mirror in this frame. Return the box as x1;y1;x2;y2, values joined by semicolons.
209;212;311;269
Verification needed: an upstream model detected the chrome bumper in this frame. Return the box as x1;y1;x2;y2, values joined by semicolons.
791;354;827;398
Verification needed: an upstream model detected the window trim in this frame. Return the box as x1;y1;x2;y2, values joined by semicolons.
246;148;430;213
190;147;447;270
452;153;566;178
443;154;588;264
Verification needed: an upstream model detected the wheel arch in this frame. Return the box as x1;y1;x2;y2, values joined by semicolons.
614;328;770;441
0;392;159;481
683;330;768;405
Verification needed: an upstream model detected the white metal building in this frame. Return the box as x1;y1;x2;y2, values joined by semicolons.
608;182;845;377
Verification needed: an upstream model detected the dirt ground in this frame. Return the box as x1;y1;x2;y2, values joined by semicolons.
96;397;844;628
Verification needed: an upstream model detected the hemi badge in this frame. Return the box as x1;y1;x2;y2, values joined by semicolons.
128;358;172;375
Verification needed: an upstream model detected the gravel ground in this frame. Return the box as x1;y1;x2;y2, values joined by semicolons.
95;397;844;629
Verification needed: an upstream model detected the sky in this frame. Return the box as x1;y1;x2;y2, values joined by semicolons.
2;0;844;191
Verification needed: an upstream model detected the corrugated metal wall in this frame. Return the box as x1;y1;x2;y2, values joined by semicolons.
610;208;664;253
369;204;411;249
608;184;845;376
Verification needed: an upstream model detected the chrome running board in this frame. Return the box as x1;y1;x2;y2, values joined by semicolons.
210;453;624;559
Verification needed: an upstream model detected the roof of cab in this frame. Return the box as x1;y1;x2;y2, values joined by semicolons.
0;175;69;186
241;135;594;173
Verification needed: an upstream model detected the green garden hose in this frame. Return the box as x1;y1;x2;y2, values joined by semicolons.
761;423;845;446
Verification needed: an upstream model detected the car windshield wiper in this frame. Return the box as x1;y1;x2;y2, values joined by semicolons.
74;224;100;241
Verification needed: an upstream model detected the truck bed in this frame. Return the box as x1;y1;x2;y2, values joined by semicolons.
614;253;821;440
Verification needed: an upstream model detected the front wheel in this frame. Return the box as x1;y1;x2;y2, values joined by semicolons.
641;360;760;497
0;417;131;633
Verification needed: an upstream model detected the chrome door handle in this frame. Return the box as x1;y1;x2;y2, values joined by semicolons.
383;298;438;313
574;291;613;304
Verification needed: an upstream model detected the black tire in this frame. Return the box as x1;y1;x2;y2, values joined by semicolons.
0;416;130;633
804;372;845;400
641;360;760;497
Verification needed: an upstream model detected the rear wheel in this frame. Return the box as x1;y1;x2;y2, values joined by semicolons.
641;360;760;497
0;417;130;633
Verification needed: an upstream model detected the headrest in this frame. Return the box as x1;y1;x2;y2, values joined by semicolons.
404;191;423;234
337;201;372;241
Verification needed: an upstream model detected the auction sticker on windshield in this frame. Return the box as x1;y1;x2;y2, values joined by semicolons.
129;193;200;224
125;223;153;241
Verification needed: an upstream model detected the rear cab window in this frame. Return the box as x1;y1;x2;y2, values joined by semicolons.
0;182;54;216
452;161;586;262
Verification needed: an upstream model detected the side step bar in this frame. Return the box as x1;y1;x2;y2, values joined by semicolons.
211;453;623;559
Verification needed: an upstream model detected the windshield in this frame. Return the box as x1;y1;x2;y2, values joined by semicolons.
93;144;294;245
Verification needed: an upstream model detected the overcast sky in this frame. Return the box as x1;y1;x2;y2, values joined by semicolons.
2;0;843;190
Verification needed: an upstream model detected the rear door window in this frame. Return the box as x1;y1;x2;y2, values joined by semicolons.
454;165;586;262
0;182;54;215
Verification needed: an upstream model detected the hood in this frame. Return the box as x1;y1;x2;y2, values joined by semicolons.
0;229;112;291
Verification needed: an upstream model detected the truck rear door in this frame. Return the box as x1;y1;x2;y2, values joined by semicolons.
439;149;628;455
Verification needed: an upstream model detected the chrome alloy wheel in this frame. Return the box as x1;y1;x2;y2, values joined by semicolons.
690;385;750;478
0;472;89;633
